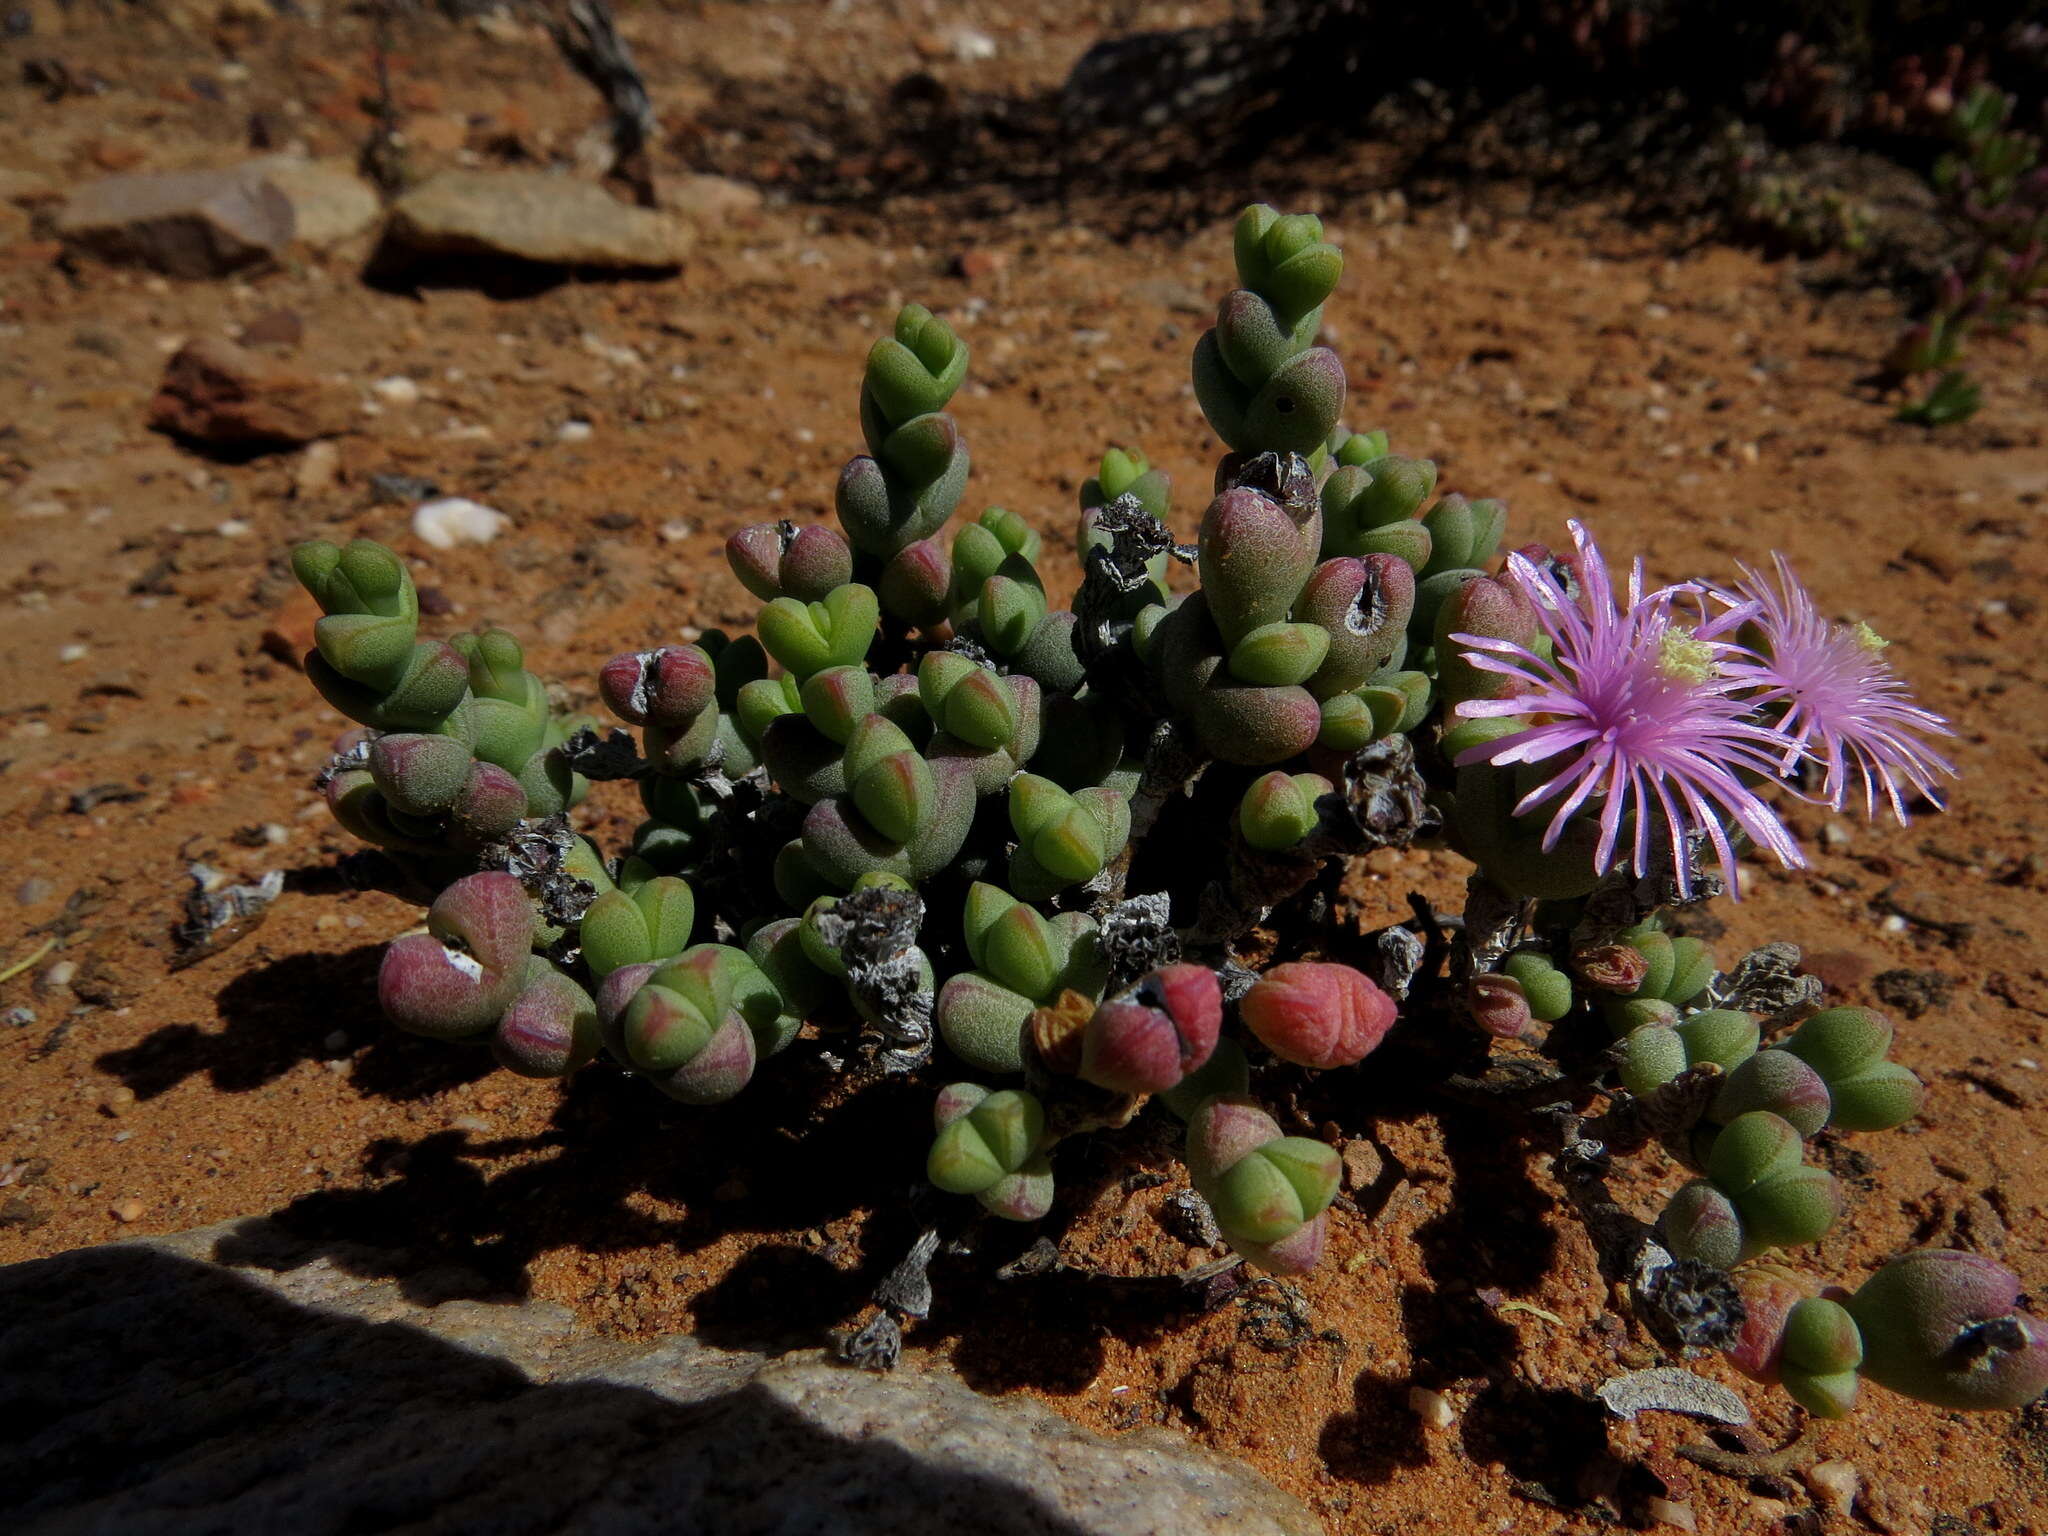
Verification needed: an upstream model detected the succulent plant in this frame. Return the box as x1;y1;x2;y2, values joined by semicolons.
281;203;2032;1425
1185;1095;1340;1275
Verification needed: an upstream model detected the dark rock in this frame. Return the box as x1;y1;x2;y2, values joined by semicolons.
149;337;352;452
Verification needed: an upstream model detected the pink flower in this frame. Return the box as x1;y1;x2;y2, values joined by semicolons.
1450;520;1805;897
1718;554;1956;825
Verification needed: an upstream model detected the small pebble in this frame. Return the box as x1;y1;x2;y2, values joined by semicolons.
451;1114;492;1135
1408;1385;1456;1429
1805;1460;1860;1518
412;497;508;550
1643;1497;1695;1531
371;375;421;405
1821;821;1850;849
14;876;54;906
1880;914;1908;934
59;644;89;664
215;519;252;538
659;519;694;542
557;419;593;444
104;1085;135;1116
43;960;77;989
111;1197;145;1223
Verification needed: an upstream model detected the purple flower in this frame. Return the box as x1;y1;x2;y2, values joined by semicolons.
1717;554;1956;824
1451;520;1806;897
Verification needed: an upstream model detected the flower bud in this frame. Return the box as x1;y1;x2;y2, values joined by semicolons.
1240;961;1396;1069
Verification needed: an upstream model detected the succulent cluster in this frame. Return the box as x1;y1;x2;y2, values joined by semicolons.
1887;84;2048;424
288;205;2042;1423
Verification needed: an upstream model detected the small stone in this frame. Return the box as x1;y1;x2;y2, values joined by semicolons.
1340;1140;1383;1192
58;643;88;663
661;174;764;222
371;375;421;405
952;247;1007;281
1820;821;1850;849
1643;1497;1696;1531
111;1197;146;1222
659;518;694;543
412;497;508;550
239;308;304;348
56;164;294;277
1805;1461;1859;1518
149;336;352;451
0;1196;44;1229
14;876;55;907
1407;1385;1456;1429
382;170;693;271
43;960;78;990
556;419;593;444
104;1086;136;1116
291;439;342;498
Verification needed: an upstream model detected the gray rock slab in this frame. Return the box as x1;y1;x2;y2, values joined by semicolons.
0;1219;1320;1535
248;157;383;248
384;171;692;270
56;165;293;277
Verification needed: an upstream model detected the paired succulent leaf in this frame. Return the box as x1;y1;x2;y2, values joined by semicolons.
1185;1094;1339;1275
928;1083;1054;1220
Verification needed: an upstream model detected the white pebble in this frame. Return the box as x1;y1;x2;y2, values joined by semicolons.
43;960;78;988
1407;1385;1457;1429
1805;1461;1860;1518
557;419;594;444
58;643;89;664
371;375;421;406
412;497;509;550
945;24;997;61
1880;914;1908;934
659;519;695;543
216;519;252;538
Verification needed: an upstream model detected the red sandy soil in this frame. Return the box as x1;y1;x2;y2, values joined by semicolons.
3;4;2047;1532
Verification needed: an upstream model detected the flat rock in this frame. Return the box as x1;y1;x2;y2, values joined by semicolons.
248;156;383;248
149;337;352;451
384;170;692;270
662;172;764;222
56;165;293;277
0;1219;1319;1535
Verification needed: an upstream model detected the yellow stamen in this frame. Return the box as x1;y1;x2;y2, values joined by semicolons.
1850;621;1888;653
1657;627;1718;685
